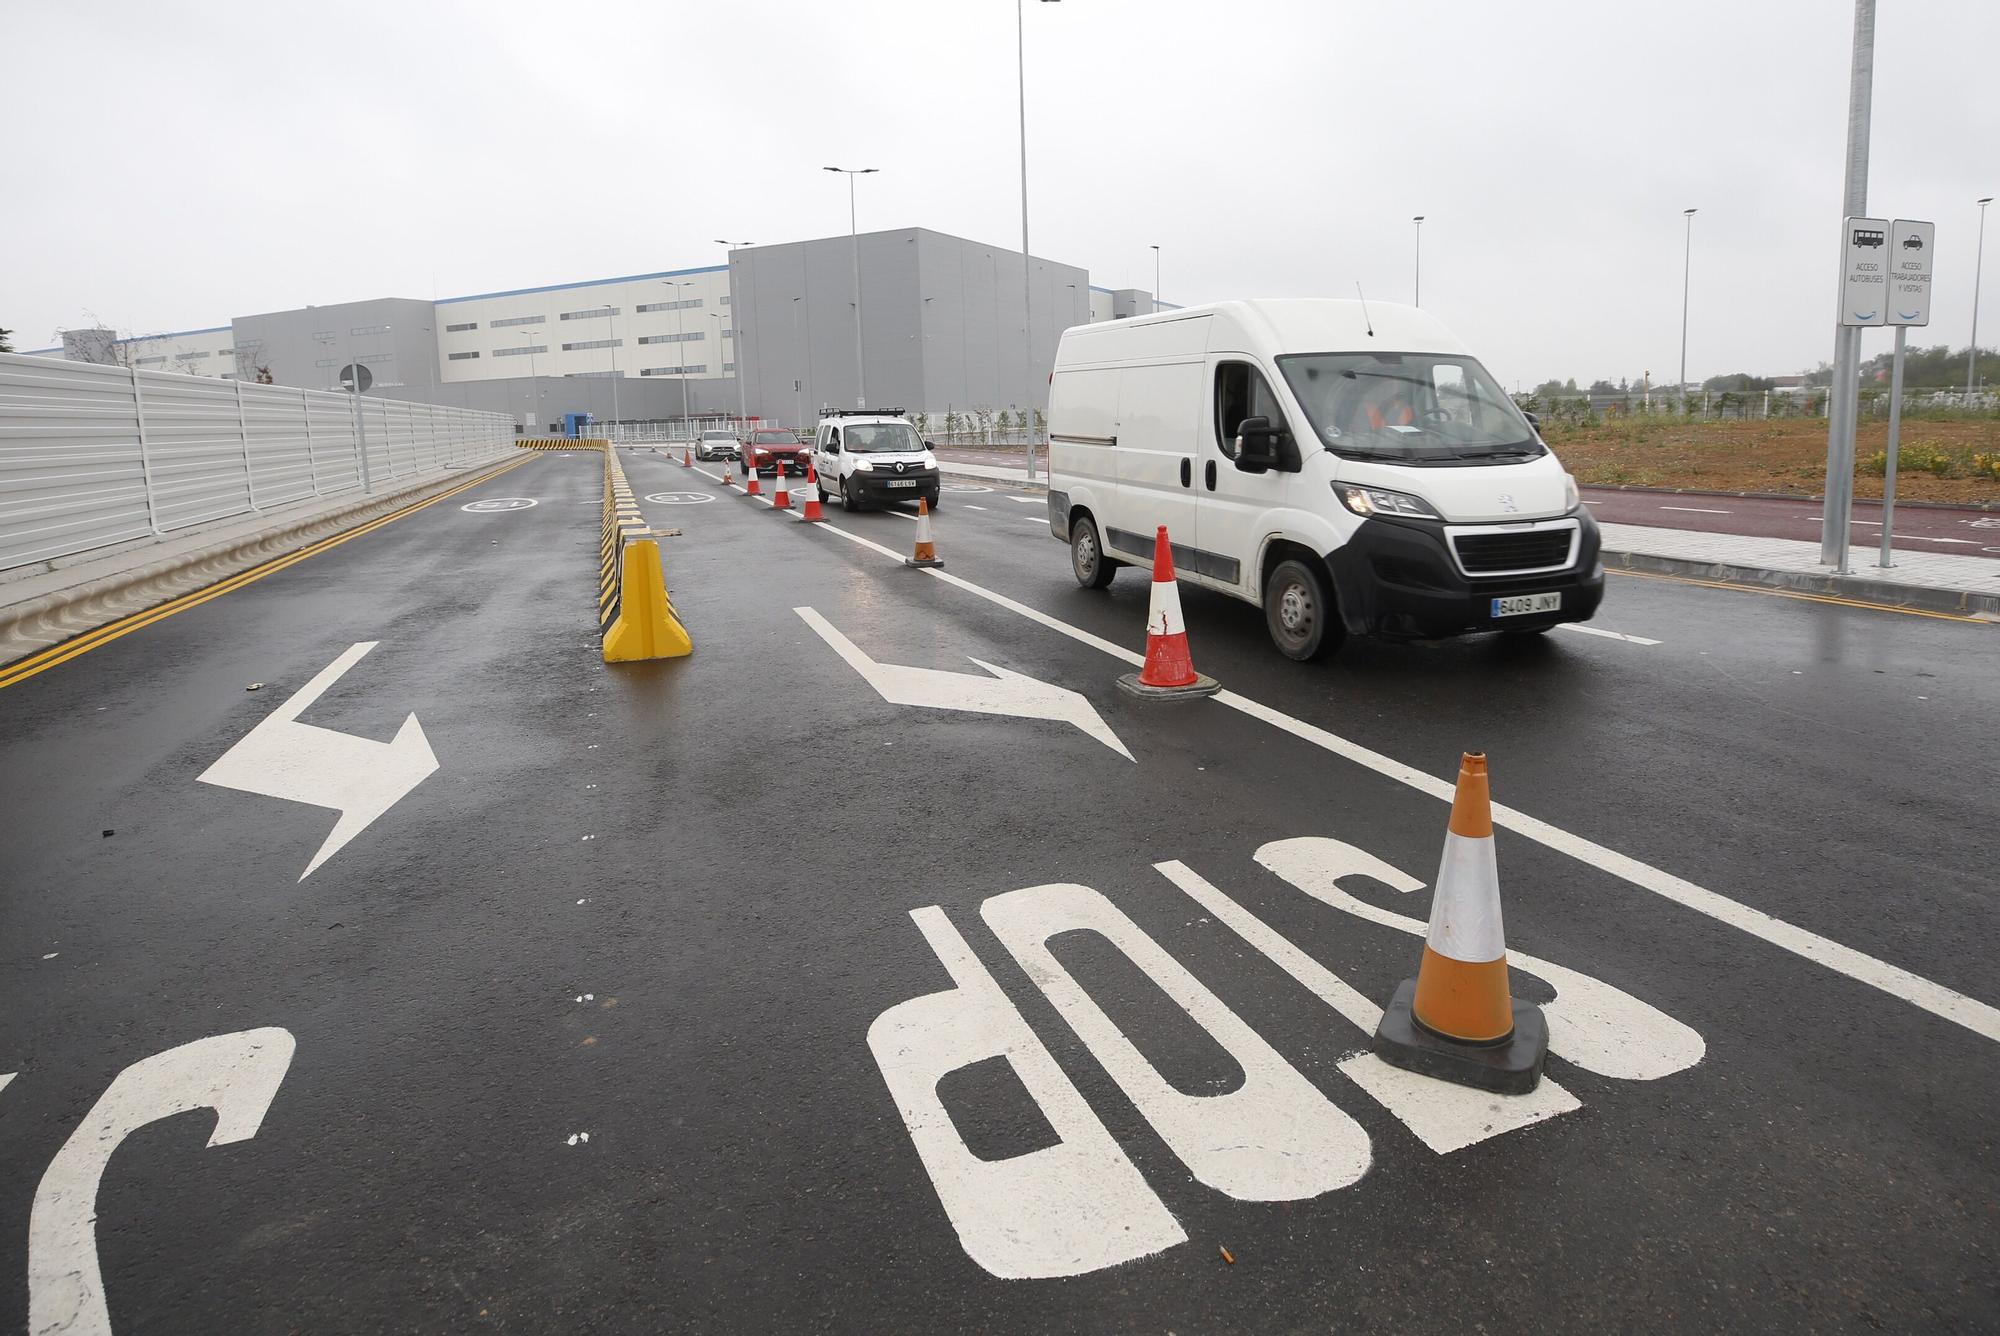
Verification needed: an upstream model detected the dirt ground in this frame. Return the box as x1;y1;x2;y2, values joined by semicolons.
1543;416;2000;504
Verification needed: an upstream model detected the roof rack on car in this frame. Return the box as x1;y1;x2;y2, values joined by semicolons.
819;407;905;418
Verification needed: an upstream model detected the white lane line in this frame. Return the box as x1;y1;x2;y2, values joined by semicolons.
1582;500;1605;506
1556;624;1663;646
1660;506;1731;514
965;505;989;511
791;508;2000;1046
1006;495;1041;504
1903;535;1981;545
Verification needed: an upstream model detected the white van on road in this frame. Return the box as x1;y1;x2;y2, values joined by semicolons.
1045;299;1604;659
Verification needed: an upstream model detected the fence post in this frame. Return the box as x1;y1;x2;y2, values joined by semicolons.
235;379;260;510
301;388;322;495
352;390;374;494
129;366;164;535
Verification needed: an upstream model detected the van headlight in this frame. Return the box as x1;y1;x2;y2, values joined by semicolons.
853;458;874;472
1563;473;1580;511
1335;484;1441;520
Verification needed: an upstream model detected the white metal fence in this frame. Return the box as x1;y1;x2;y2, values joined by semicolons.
0;353;516;573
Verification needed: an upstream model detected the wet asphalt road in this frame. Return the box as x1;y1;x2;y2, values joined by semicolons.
0;446;1995;1333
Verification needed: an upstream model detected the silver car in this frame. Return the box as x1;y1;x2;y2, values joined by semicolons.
694;429;741;462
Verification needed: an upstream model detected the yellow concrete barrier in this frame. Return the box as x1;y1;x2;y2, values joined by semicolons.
519;437;609;451
596;443;691;662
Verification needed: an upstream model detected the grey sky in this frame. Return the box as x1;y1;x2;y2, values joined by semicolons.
5;0;1996;390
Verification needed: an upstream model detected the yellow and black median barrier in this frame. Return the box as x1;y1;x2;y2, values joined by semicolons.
598;443;692;662
519;437;610;451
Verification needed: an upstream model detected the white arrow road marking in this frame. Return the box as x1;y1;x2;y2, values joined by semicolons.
29;1029;294;1336
197;641;439;880
794;608;1132;760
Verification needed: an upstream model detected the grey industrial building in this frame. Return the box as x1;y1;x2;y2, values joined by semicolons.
33;226;1164;433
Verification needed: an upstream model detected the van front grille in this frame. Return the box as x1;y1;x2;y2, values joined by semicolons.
1452;529;1574;574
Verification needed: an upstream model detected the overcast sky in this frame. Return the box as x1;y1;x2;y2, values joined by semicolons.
5;0;1997;389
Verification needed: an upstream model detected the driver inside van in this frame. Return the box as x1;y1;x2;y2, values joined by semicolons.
1363;381;1417;431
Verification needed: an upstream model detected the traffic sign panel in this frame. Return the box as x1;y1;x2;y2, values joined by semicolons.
1839;216;1891;326
1887;219;1935;326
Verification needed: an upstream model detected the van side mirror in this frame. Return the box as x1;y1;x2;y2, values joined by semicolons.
1523;410;1542;432
1233;415;1282;472
924;439;935;449
826;438;841;454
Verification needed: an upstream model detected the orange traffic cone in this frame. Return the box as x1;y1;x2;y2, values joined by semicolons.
1116;526;1219;699
682;445;692;467
1370;752;1548;1094
720;459;734;487
772;462;792;510
744;457;762;497
800;460;825;522
903;497;944;568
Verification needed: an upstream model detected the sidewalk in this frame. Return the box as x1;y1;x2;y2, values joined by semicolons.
935;460;1999;619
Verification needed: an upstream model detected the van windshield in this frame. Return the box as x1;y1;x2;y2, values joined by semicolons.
1276;352;1541;462
844;423;923;453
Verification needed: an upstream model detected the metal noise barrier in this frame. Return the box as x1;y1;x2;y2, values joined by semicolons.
597;443;692;662
520;437;611;451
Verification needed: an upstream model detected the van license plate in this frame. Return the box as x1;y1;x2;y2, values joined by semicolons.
1492;592;1562;618
885;479;918;489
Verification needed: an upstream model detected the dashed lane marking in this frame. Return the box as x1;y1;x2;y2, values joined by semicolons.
1659;506;1730;514
1556;624;1663;646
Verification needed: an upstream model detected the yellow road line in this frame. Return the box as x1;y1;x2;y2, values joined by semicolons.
1606;567;1992;624
0;457;533;691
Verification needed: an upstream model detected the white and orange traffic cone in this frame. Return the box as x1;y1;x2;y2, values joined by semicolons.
682;445;692;467
720;459;734;486
1370;751;1549;1094
772;462;792;510
744;457;762;497
1116;526;1219;699
800;460;825;522
903;497;944;568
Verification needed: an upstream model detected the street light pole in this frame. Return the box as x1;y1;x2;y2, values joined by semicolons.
1017;0;1060;482
1150;245;1160;311
604;305;621;434
1821;0;1875;572
1679;208;1698;411
792;296;810;430
1970;197;1993;398
716;240;755;427
1412;217;1424;306
662;279;695;428
824;167;877;408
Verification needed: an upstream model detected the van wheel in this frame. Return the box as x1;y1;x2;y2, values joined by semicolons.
1265;559;1341;661
842;479;862;513
1071;516;1117;589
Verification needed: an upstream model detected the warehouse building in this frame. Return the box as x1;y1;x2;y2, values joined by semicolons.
29;227;1162;432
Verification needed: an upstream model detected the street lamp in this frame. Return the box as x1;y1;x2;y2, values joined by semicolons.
1412;217;1425;306
824;167;877;408
661;279;696;427
602;305;621;433
1679;208;1698;410
791;296;813;430
1016;0;1061;480
716;240;754;427
1970;197;1993;398
1150;245;1161;311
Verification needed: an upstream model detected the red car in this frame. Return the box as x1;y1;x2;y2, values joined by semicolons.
742;428;810;476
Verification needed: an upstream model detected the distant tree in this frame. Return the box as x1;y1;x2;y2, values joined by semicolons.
1587;379;1619;395
254;365;275;384
1702;372;1774;392
0;327;13;353
1530;379;1572;399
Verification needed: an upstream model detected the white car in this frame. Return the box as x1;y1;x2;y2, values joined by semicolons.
810;411;942;512
694;429;741;462
1045;298;1603;660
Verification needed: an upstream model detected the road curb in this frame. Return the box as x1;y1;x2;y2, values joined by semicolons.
1601;548;2000;618
0;455;527;670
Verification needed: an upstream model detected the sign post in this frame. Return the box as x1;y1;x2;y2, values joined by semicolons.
1828;215;1890;572
1879;219;1935;568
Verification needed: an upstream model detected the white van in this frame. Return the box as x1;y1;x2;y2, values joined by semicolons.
810;410;943;512
1045;299;1603;659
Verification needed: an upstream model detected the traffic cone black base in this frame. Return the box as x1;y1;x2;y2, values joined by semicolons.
1115;670;1220;700
903;555;946;568
1370;979;1549;1095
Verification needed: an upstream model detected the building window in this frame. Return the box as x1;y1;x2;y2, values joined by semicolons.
560;306;620;321
638;331;703;345
351;324;391;336
640;364;707;376
315;358;337;368
216;347;234;357
721;329;733;339
721;295;730;306
493;344;548;357
723;362;736;372
134;356;166;365
636;299;703;313
357;353;392;364
219;373;236;380
491;315;545;328
312;330;335;341
445;321;478;333
448;351;481;361
561;339;622;351
176;350;211;359
565;370;626;379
